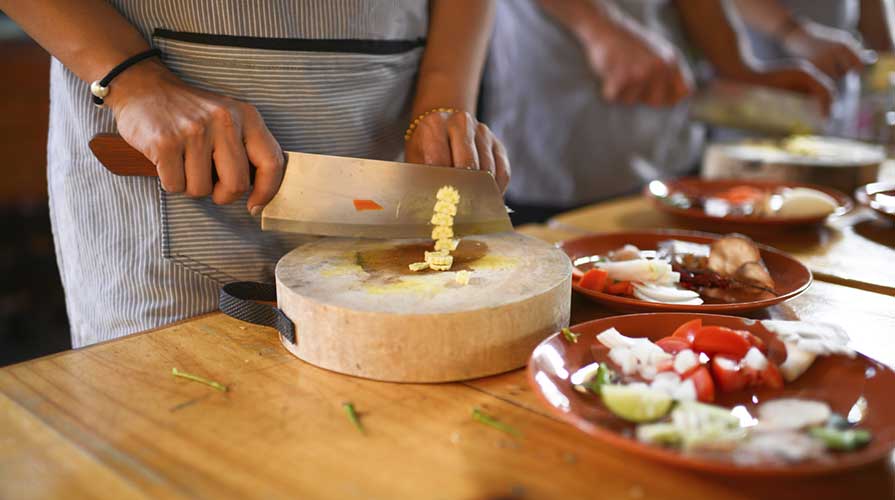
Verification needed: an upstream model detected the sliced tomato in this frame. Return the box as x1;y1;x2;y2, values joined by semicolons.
605;280;634;296
656;337;691;354
692;326;751;358
729;328;768;354
711;356;749;393
747;333;767;354
755;362;784;390
684;366;715;403
715;186;766;204
671;319;702;343
578;268;609;292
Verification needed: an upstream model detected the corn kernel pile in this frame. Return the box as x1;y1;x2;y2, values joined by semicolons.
409;185;464;274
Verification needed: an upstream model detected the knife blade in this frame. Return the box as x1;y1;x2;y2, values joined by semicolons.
88;133;513;239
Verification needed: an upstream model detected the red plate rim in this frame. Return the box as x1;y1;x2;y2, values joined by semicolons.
559;229;812;313
644;177;854;226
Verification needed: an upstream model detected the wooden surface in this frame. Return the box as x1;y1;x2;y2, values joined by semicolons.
3;224;895;499
550;196;895;295
274;233;571;382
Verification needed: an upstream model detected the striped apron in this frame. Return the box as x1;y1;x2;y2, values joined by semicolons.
47;1;428;347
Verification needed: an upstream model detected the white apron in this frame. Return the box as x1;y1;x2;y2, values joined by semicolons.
47;0;428;347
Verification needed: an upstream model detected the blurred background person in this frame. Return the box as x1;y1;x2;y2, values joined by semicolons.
483;0;700;224
728;0;887;136
483;0;841;224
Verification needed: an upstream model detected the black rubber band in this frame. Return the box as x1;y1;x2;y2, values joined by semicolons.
92;48;162;105
219;282;296;344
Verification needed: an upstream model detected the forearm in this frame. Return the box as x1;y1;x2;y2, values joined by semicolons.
675;0;768;79
0;0;150;83
539;0;639;49
730;0;800;40
410;0;494;116
859;0;895;51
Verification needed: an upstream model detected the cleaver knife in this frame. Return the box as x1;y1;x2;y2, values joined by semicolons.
89;133;512;239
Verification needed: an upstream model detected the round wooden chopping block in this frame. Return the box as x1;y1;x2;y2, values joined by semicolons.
275;232;572;382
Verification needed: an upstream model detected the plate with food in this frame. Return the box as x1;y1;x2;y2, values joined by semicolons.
561;230;810;313
855;182;895;223
717;135;885;168
528;313;895;475
646;177;852;227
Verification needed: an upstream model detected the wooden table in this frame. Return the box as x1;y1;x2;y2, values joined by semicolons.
3;219;895;499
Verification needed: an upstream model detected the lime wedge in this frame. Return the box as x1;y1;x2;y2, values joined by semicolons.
601;384;673;423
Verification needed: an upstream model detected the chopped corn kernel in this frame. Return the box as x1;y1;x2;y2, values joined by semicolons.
436;186;460;204
408;262;429;272
433;200;458;216
431;225;454;240
455;270;472;285
430;212;454;226
425;251;453;267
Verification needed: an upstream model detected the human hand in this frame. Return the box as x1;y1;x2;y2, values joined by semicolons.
752;64;836;115
106;60;284;214
781;20;866;80
580;14;692;107
404;110;510;194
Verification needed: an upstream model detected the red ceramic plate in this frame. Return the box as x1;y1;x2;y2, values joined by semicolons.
645;177;853;227
528;313;895;476
560;230;811;313
855;182;895;223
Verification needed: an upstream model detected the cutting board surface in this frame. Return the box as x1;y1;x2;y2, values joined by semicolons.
277;232;568;313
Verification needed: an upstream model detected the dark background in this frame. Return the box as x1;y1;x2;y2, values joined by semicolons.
0;13;71;366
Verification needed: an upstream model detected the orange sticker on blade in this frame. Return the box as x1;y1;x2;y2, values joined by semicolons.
353;199;384;211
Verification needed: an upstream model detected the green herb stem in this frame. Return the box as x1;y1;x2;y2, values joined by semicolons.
561;327;580;343
343;402;365;434
472;408;521;437
171;367;228;392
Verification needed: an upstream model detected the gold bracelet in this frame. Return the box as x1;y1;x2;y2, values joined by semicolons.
404;107;460;141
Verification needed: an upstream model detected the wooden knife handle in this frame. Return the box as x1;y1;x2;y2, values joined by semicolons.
89;133;158;176
88;133;257;183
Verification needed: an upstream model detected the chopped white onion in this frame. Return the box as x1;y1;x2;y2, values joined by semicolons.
761;320;854;357
596;327;632;349
671;379;697;401
756;398;832;431
778;342;817;382
673;349;699;374
743;347;768;371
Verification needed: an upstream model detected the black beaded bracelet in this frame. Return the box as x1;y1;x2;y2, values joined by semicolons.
90;48;162;107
